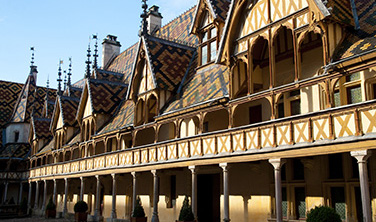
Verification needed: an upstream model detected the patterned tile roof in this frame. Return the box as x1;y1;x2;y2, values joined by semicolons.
326;0;355;26
10;73;37;123
95;69;124;83
145;35;196;91
88;79;128;115
163;64;229;113
209;0;231;22
59;96;80;127
99;100;135;134
156;6;199;46
107;43;138;83
0;81;23;128
68;86;83;98
333;0;376;60
0;143;30;159
31;117;52;140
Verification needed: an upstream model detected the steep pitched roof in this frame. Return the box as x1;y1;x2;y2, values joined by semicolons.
98;100;135;135
333;0;376;60
0;143;30;159
144;35;196;91
60;96;80;127
0;80;23;128
107;43;138;83
10;69;37;123
87;79;128;115
95;69;124;83
31;117;52;140
162;64;229;114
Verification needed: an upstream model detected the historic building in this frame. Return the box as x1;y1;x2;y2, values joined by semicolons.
5;0;376;221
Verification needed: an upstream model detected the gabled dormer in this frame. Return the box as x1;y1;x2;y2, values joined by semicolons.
50;95;80;149
191;0;230;67
128;35;195;126
29;116;52;156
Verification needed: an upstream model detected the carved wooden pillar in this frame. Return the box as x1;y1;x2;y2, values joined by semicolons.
269;158;286;222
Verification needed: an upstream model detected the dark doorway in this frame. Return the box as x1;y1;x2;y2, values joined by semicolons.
197;174;220;222
249;105;262;124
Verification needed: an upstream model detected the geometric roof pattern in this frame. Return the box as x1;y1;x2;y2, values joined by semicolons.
87;78;128;115
0;80;23;127
0;143;30;159
95;69;124;83
99;100;135;135
31;117;52;140
163;64;229;113
209;0;231;22
333;0;376;60
107;43;138;83
59;96;81;127
144;35;196;91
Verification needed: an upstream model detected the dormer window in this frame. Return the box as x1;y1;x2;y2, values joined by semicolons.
199;11;217;66
200;27;217;66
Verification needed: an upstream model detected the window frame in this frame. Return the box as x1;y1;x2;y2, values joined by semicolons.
199;24;218;66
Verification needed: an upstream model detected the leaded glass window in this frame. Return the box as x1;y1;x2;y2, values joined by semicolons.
347;85;362;104
282;187;288;218
334;90;340;107
290;99;301;116
295;187;306;219
331;187;346;220
201;45;207;65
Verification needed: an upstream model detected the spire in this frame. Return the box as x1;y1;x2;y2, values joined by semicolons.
93;34;98;70
57;60;63;95
68;57;72;88
46;75;50;88
63;71;67;91
29;47;38;75
85;40;92;79
139;0;148;36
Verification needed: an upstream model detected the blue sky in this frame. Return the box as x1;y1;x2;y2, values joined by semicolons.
0;0;197;89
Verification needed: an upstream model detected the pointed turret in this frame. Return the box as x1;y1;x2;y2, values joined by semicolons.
57;61;63;95
85;41;92;79
93;35;98;70
139;0;149;37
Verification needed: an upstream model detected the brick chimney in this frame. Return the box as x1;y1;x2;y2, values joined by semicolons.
147;5;163;35
102;35;121;68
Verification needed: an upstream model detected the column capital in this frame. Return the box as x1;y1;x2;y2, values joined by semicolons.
95;175;100;180
151;169;158;176
269;158;286;170
111;173;117;179
188;165;197;173
131;172;139;178
351;150;371;163
220;163;231;171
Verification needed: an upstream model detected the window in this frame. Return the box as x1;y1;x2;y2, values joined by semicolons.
331;187;346;220
294;187;306;219
277;90;301;118
200;27;217;65
334;72;363;107
14;131;19;143
249;105;262;124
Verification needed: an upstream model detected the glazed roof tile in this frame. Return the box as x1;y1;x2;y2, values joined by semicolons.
145;35;196;91
162;64;229;114
31;117;52;140
0;143;30;159
333;0;376;60
99;100;135;134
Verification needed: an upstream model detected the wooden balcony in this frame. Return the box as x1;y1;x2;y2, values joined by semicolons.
30;100;376;179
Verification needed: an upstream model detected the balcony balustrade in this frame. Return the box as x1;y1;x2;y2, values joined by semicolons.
30;100;376;179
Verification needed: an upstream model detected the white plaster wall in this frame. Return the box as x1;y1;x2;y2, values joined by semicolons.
5;123;29;144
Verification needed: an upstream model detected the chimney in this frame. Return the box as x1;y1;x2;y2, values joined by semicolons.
147;5;163;35
102;35;121;68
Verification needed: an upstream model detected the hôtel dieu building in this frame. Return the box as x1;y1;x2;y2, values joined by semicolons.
0;0;376;221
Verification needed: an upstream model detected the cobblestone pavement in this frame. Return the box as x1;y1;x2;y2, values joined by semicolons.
0;217;74;222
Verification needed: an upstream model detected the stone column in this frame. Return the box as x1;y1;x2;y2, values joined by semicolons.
80;177;84;201
18;182;23;204
53;179;57;205
3;181;8;204
189;166;198;219
34;180;40;210
131;172;137;213
63;178;68;217
269;158;286;222
94;175;101;220
351;150;372;222
151;170;159;222
111;174;117;220
27;182;32;214
220;163;230;222
41;180;47;213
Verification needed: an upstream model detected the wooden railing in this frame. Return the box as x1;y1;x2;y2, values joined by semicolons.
30;101;376;178
0;171;29;180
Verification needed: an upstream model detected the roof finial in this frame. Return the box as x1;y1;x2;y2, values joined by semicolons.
139;0;148;36
63;70;67;91
46;75;50;88
85;38;92;79
30;47;35;66
68;57;72;88
57;60;63;95
92;34;98;70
